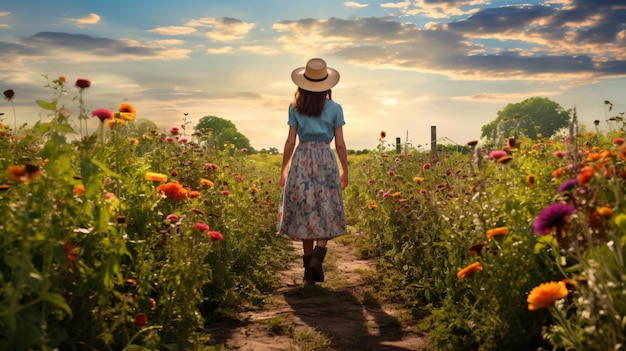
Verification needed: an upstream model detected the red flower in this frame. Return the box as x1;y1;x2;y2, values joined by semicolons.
91;108;113;122
64;240;79;269
135;313;148;327
208;231;223;241
3;89;15;101
75;78;91;90
194;222;210;231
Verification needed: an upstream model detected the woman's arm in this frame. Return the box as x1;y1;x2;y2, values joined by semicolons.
279;126;298;190
334;127;348;190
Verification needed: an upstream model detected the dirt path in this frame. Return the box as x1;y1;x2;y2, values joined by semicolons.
206;239;431;351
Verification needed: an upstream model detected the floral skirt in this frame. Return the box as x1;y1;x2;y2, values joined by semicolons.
277;141;346;240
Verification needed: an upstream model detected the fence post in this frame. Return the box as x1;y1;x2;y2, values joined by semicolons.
431;126;437;155
395;137;401;153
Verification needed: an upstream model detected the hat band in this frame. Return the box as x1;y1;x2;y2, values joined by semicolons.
304;73;328;82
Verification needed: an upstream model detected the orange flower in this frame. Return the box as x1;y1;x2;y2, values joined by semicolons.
486;227;509;239
6;163;40;183
157;182;188;201
597;206;613;217
552;167;565;179
200;178;214;187
577;166;595;186
525;174;535;187
73;184;85;196
413;176;424;183
391;191;402;198
527;281;568;311
188;190;201;199
497;156;513;164
146;172;168;182
457;262;483;279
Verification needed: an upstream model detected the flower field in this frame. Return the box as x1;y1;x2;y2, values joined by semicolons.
2;78;626;350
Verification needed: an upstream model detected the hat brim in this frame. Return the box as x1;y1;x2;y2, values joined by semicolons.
291;67;340;92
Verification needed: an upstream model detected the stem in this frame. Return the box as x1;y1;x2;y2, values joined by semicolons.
11;100;17;136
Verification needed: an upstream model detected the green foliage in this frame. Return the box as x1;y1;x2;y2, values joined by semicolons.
481;96;572;141
0;78;290;350
345;128;626;350
195;115;253;152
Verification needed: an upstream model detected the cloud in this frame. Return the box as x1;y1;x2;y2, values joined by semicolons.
149;26;197;35
344;1;368;8
0;11;9;16
207;46;234;54
272;1;626;83
11;32;191;63
186;17;255;42
67;13;101;26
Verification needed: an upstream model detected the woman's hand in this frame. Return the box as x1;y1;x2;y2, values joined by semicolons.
340;172;348;190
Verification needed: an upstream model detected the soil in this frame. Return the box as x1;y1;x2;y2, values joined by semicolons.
206;239;431;351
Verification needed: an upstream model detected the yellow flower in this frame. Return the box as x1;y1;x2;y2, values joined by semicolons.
118;103;136;121
527;281;568;311
413;176;424;183
457;262;482;279
145;172;168;182
486;227;509;239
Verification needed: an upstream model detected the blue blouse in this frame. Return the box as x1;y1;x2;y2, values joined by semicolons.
288;100;345;142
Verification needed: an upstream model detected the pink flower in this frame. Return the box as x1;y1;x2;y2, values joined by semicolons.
489;150;507;159
420;189;427;194
554;151;566;158
193;222;210;231
203;163;220;170
221;190;230;196
208;231;223;241
164;137;173;142
178;138;188;143
75;78;91;90
387;170;396;176
613;138;624;145
422;163;431;170
166;214;179;221
169;127;179;135
241;148;248;153
91;108;113;122
383;189;392;199
368;179;376;185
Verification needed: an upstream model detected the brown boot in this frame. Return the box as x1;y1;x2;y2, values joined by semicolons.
303;255;314;284
309;246;327;282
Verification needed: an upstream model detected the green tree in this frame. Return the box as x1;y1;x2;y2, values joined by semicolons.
481;97;572;141
195;115;254;152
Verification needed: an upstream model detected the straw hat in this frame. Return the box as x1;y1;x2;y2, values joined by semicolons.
291;58;340;92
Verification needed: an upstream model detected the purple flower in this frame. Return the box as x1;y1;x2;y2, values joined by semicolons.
557;179;578;193
533;203;575;235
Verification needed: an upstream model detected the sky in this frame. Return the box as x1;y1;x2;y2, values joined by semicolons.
0;0;625;151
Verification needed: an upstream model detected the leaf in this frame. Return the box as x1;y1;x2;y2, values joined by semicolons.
89;159;123;179
39;292;72;316
36;100;56;110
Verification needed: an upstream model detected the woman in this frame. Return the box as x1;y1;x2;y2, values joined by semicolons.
277;58;348;284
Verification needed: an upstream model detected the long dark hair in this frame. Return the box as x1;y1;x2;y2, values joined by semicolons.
293;88;332;117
